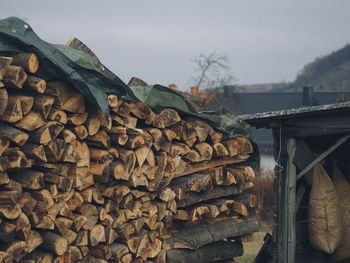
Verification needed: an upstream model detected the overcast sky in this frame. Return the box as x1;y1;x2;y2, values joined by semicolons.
1;1;350;91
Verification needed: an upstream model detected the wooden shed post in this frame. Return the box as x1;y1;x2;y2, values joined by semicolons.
273;127;296;263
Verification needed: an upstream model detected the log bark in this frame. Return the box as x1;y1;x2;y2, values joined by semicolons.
48;108;67;124
0;95;23;122
0;56;12;79
0;88;8;116
0;123;29;146
3;65;28;89
21;143;47;162
14;111;45;131
24;75;46;93
166;241;242;263
32;94;55;119
45;81;72;107
11;95;34;115
0;135;10;156
10;53;39;74
175;155;249;178
176;182;254;208
41;232;68;256
170;172;213;196
162;216;258;249
152;109;181;128
68;112;88;125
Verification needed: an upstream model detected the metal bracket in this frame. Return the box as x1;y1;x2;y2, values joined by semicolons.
296;134;350;181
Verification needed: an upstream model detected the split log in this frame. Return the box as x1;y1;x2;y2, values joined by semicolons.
23;249;53;262
3;65;28;89
58;92;85;113
176;181;254;208
212;143;229;157
87;107;101;136
24;75;46;93
144;127;169;152
175;155;249;178
166;241;242;263
152;109;181;128
12;95;34;115
73;125;89;140
59;129;76;143
32;94;55;119
209;199;248;216
10;170;44;190
0;56;13;79
41;232;68;256
130;101;156;123
0;95;23;122
194;143;213;161
182;149;201;163
32;189;54;212
162;216;258;250
30;121;64;145
0;240;27;262
116;147;136;179
209;131;223;144
181;121;197;141
0;135;10;156
48;108;67;124
226;166;255;184
222;137;253;157
45;81;72;107
20;229;43;253
124;134;145;149
186;118;213;143
122;116;137;129
90;224;106;246
116;100;132;118
86;130;111;148
108;94;119;107
68;112;88;126
14;111;45;131
0;123;29;146
0;88;8;116
0;171;9;185
90;161;111;183
45;139;66;162
21;143;47;162
232;193;257;208
169;172;213;196
89;147;113;163
169;143;190;158
110;243;129;260
10;53;39;74
0;203;22;219
0;156;9;172
136;230;151;260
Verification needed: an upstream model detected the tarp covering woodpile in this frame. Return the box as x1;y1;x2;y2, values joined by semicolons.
0;17;259;262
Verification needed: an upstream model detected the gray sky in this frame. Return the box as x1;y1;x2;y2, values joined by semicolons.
2;0;350;91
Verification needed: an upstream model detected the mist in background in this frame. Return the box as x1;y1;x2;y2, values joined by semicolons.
1;0;350;91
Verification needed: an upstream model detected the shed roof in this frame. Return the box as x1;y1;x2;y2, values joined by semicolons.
240;101;350;128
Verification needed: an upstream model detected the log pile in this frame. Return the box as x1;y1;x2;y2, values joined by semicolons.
0;53;258;263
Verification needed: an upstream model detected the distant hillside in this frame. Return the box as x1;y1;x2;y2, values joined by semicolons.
208;44;350;94
288;44;350;91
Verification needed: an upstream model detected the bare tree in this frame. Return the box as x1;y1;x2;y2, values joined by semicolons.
191;51;236;91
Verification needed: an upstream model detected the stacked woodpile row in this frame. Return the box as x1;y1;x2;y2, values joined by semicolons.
0;53;258;263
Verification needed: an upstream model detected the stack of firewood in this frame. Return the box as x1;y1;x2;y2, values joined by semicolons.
0;53;258;263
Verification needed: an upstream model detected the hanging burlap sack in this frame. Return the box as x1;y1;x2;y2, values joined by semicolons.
308;163;342;254
332;165;350;262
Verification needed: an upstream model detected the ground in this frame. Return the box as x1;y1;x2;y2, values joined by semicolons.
238;230;270;263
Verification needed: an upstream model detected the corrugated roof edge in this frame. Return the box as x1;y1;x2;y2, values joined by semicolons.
239;101;350;126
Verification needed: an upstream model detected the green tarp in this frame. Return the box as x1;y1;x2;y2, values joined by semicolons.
0;17;258;165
